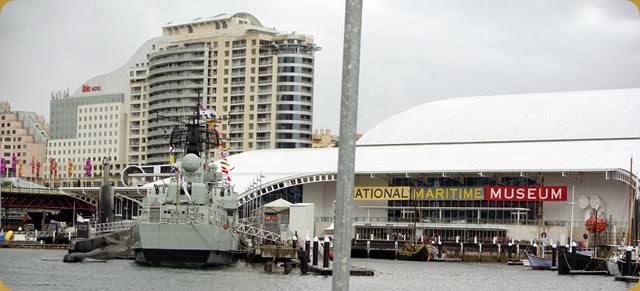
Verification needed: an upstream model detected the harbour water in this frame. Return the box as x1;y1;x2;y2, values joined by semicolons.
0;249;632;291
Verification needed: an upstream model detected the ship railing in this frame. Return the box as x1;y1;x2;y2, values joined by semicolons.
94;220;138;235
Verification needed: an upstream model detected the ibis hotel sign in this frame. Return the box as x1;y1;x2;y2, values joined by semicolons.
353;186;568;202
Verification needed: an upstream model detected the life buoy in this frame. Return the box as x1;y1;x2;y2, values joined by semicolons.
223;224;229;230
540;232;547;238
273;215;278;221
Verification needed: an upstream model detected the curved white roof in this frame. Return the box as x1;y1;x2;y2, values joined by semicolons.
71;37;166;97
357;88;640;146
226;89;640;195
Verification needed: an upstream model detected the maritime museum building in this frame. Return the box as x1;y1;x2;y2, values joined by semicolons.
226;88;640;245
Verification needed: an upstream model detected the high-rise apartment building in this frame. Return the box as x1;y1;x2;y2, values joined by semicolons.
0;101;49;180
146;12;319;164
47;12;318;178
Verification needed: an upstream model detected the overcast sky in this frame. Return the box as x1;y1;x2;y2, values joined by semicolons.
1;0;640;134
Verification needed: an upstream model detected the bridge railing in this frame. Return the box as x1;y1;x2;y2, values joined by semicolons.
236;216;282;244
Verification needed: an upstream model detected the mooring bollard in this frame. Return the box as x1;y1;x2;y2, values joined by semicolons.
551;244;557;268
571;242;577;268
264;261;273;273
305;237;311;262
626;246;634;276
313;237;319;266
394;241;398;260
323;236;331;268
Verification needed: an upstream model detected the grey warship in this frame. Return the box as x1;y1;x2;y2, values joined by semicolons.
132;103;239;267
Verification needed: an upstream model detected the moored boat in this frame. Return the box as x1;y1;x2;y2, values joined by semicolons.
132;102;240;267
524;251;552;270
557;247;609;275
397;243;437;261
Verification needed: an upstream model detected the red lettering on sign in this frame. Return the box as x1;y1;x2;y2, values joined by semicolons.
484;186;567;201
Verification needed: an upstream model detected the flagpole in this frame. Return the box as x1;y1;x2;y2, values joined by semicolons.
570;185;575;245
73;200;76;228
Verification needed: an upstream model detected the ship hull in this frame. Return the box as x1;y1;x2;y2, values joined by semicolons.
557;248;609;275
132;223;238;267
524;251;553;270
134;248;235;267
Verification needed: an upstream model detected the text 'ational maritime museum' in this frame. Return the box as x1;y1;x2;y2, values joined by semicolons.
226;88;640;245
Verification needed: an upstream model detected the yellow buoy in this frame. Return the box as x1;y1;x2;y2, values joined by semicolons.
4;230;13;241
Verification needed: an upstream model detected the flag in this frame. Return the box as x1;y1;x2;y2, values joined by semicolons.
178;167;191;202
53;159;58;181
31;156;35;176
18;159;22;177
0;158;5;176
220;157;232;185
36;161;41;177
85;158;91;177
169;144;175;164
199;106;216;119
11;153;17;177
67;159;73;177
49;158;54;175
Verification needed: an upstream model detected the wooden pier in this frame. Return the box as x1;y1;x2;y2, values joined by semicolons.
308;264;374;276
0;242;68;249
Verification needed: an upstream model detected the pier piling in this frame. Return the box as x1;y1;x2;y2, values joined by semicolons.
323;237;330;268
313;237;319;266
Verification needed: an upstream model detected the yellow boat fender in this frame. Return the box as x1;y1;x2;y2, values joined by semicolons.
5;230;13;241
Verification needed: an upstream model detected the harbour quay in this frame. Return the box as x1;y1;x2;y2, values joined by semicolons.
351;239;532;263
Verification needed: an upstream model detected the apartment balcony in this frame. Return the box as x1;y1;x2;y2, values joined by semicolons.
257;96;272;103
149;54;207;68
230;98;245;105
149;73;205;84
149;91;197;102
257;117;272;123
232;43;246;49
148;100;193;112
256;125;271;132
256;136;271;141
230;89;246;96
149;45;206;59
148;64;207;78
148;82;203;94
